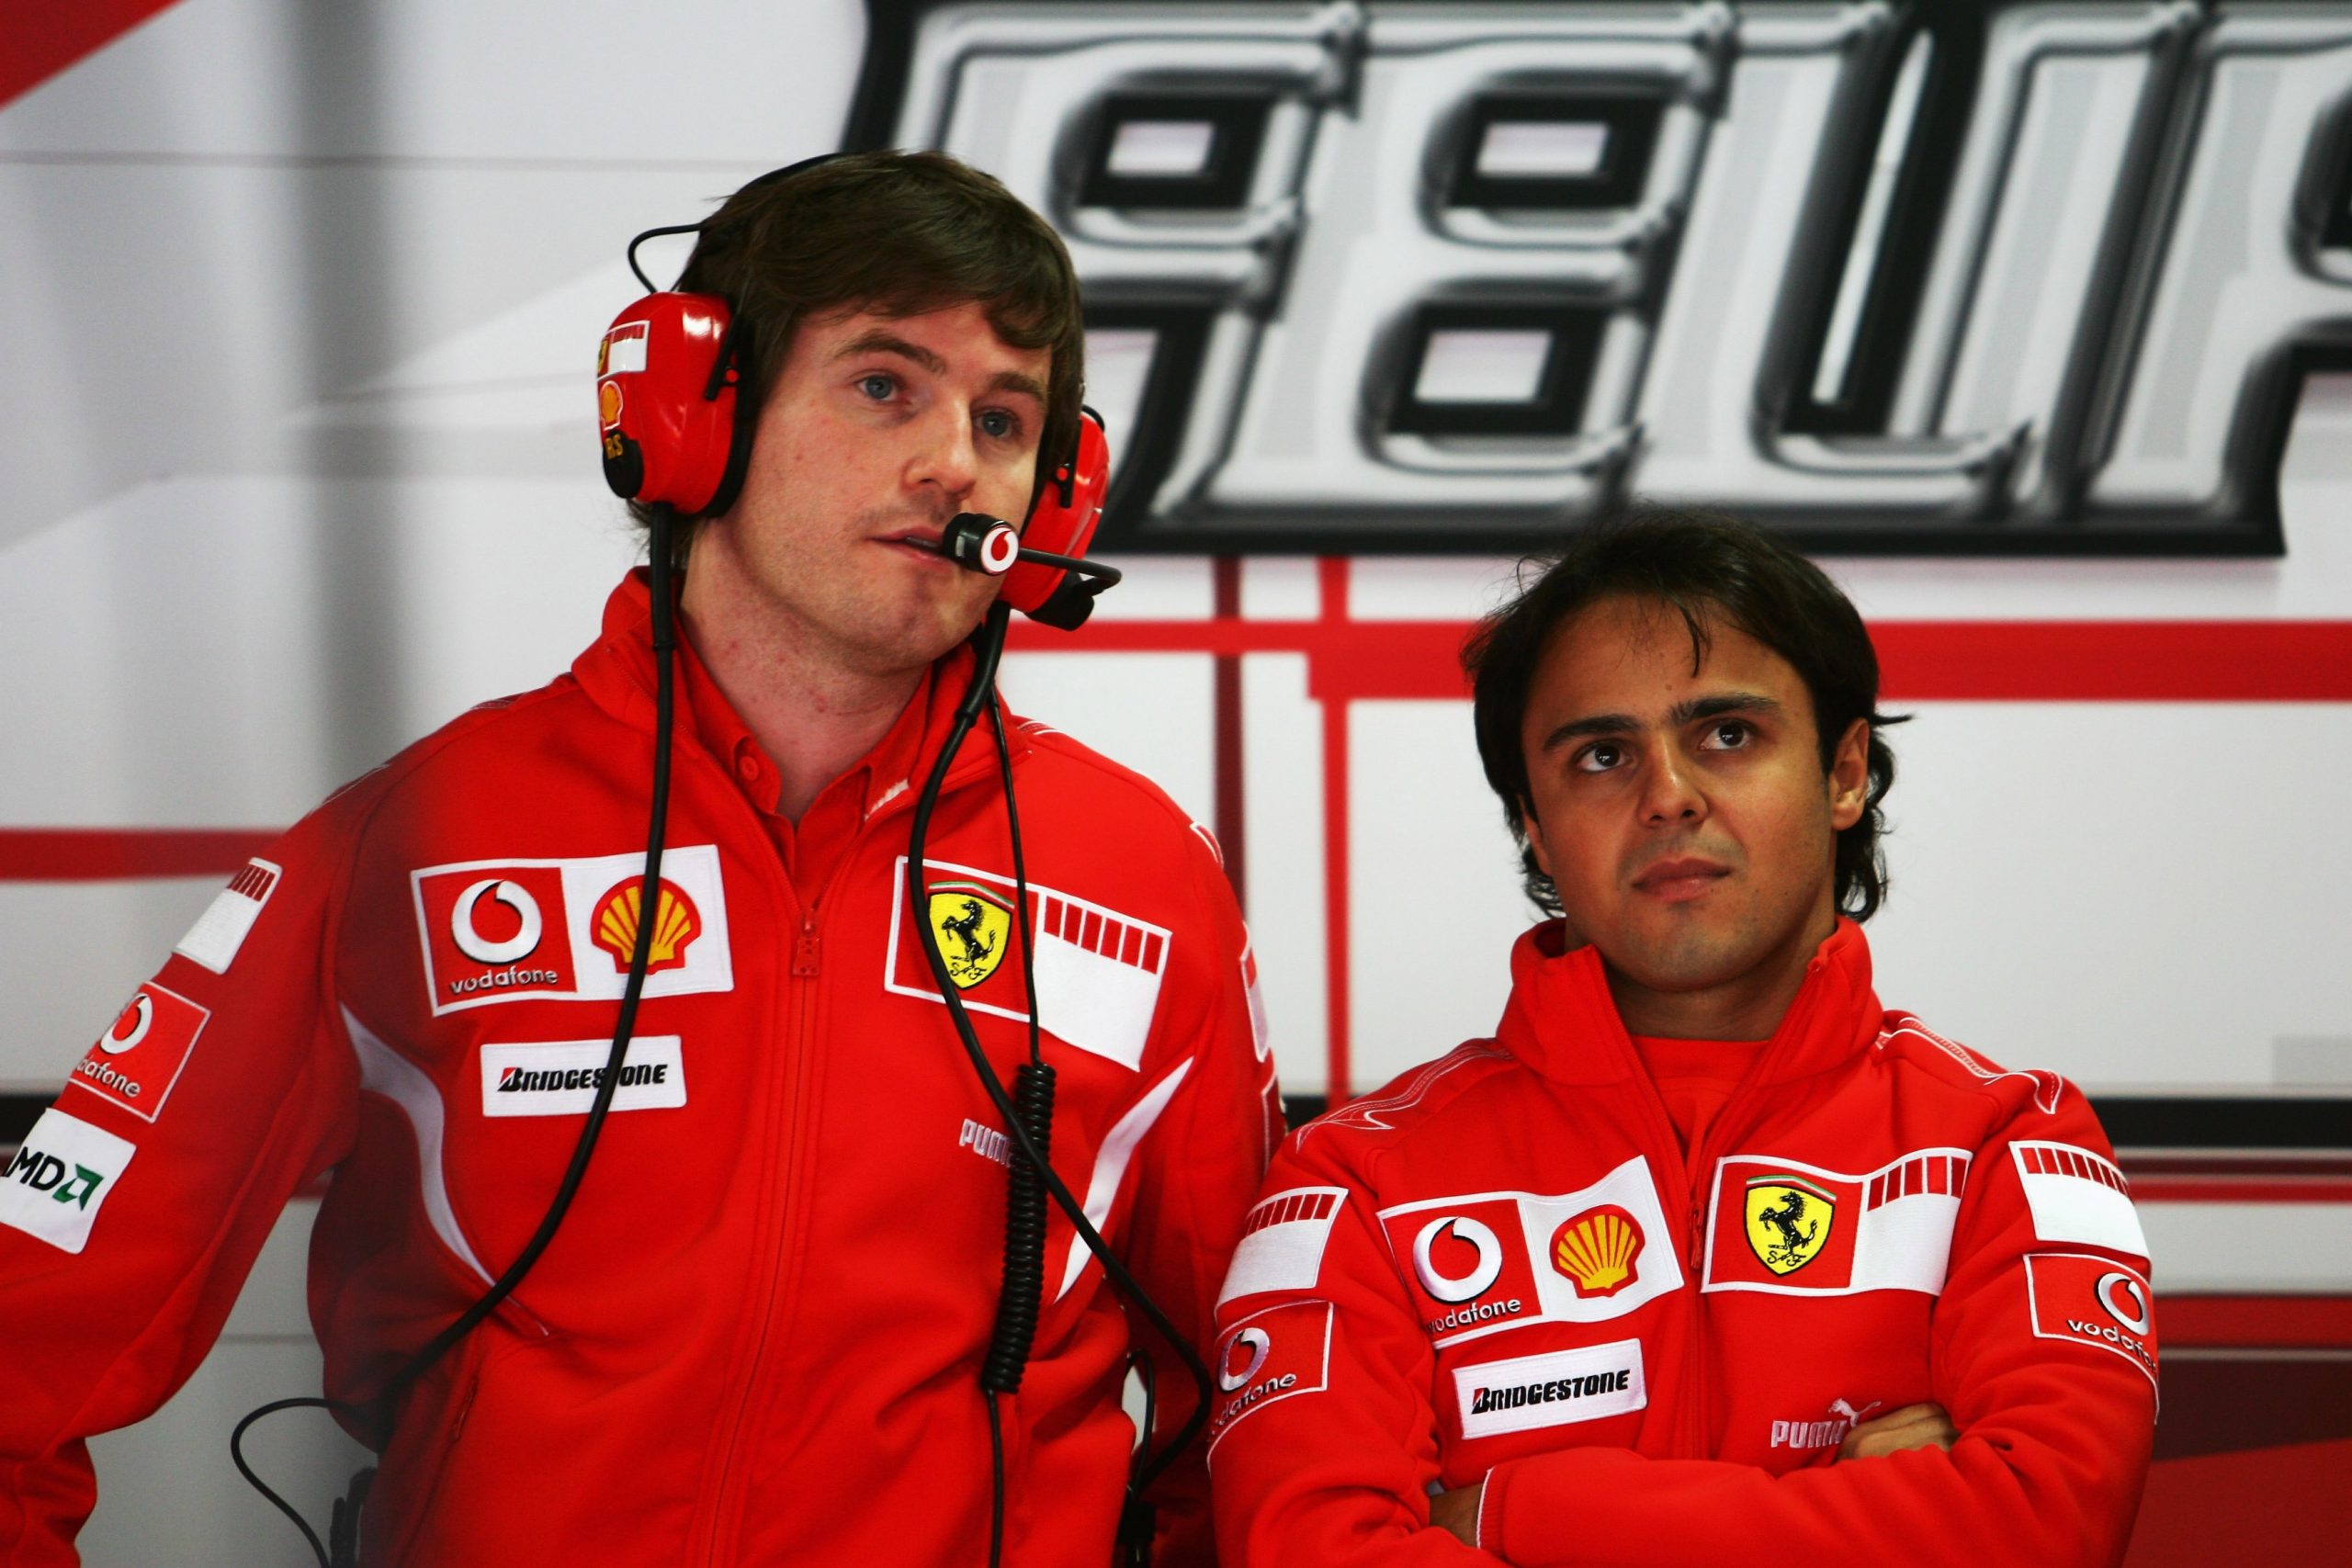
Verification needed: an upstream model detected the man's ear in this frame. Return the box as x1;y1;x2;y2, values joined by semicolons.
1519;802;1553;881
1827;718;1870;831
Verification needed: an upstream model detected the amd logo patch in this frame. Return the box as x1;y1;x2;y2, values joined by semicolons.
0;1108;137;1254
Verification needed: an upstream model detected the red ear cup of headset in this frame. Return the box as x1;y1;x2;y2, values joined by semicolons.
596;292;752;516
1001;408;1109;616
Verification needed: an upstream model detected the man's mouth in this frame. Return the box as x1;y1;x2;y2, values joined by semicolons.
1632;857;1732;902
876;525;956;565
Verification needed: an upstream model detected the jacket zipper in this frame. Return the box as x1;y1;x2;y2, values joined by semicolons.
1616;1058;1705;1458
1615;1011;1793;1461
695;723;1010;1558
696;894;818;1564
1659;969;1822;1462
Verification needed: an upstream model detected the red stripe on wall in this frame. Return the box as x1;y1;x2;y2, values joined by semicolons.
0;829;279;883
2133;1178;2352;1203
2164;1295;2352;1349
1211;557;1247;902
0;0;184;108
1007;617;2352;702
1317;559;1354;1100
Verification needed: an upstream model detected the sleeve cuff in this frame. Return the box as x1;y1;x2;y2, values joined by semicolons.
1476;1462;1508;1555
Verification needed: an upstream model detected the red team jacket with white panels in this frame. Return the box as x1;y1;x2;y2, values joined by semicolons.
0;575;1280;1567
1209;919;2156;1568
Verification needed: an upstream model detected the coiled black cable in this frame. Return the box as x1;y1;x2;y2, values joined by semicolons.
981;1060;1056;1396
906;602;1213;1568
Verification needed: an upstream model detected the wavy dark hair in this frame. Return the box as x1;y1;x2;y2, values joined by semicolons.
1464;506;1907;921
629;150;1085;555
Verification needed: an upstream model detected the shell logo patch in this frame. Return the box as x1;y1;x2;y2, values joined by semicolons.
1746;1177;1838;1276
927;882;1012;989
1551;1204;1646;1298
591;877;702;974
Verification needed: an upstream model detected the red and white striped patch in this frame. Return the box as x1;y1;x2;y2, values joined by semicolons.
2013;1141;2147;1256
173;856;282;975
1866;1152;1970;1208
1217;1186;1348;1305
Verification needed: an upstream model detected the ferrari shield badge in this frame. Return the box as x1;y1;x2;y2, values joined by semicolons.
928;882;1012;989
1745;1177;1837;1276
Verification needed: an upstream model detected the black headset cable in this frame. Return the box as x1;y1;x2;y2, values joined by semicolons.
903;604;1214;1568
232;505;684;1566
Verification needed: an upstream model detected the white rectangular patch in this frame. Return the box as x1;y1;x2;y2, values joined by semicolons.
479;1038;685;1117
2013;1142;2149;1256
1454;1339;1645;1439
1217;1186;1347;1306
1;1108;137;1254
173;857;281;974
885;858;1169;1071
1378;1157;1684;1347
413;845;733;1016
600;320;649;375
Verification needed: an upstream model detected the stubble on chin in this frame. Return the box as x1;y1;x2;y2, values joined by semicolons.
1605;911;1757;999
834;576;994;677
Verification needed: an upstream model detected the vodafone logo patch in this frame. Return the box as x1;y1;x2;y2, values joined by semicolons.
411;848;733;1014
100;994;153;1054
451;879;545;965
1413;1215;1504;1303
1207;1301;1332;1451
2025;1252;2159;1393
69;982;209;1123
1218;1326;1272;1393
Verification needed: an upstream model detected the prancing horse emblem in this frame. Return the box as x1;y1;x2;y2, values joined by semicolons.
1745;1178;1837;1276
926;882;1013;990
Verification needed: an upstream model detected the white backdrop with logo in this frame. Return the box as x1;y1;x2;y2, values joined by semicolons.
5;3;2350;1562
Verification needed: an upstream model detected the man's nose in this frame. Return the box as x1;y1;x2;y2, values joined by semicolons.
1637;742;1705;827
909;403;979;497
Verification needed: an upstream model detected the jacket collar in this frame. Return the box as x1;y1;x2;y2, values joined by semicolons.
1494;917;1883;1089
571;570;1026;808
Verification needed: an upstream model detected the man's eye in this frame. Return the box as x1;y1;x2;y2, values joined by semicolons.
1575;742;1623;774
1703;720;1750;750
856;373;897;401
978;409;1020;441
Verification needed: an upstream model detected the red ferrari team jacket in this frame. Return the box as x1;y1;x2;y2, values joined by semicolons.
0;575;1280;1567
1209;919;2156;1567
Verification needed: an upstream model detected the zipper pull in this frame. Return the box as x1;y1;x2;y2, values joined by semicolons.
793;915;821;977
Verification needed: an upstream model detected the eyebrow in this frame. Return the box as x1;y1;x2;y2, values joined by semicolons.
1535;692;1783;754
834;329;1047;403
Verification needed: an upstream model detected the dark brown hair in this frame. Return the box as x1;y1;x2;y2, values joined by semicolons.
1464;506;1906;921
635;150;1085;551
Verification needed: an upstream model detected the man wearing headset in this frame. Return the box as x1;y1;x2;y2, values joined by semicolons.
1207;512;2155;1566
0;152;1280;1565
